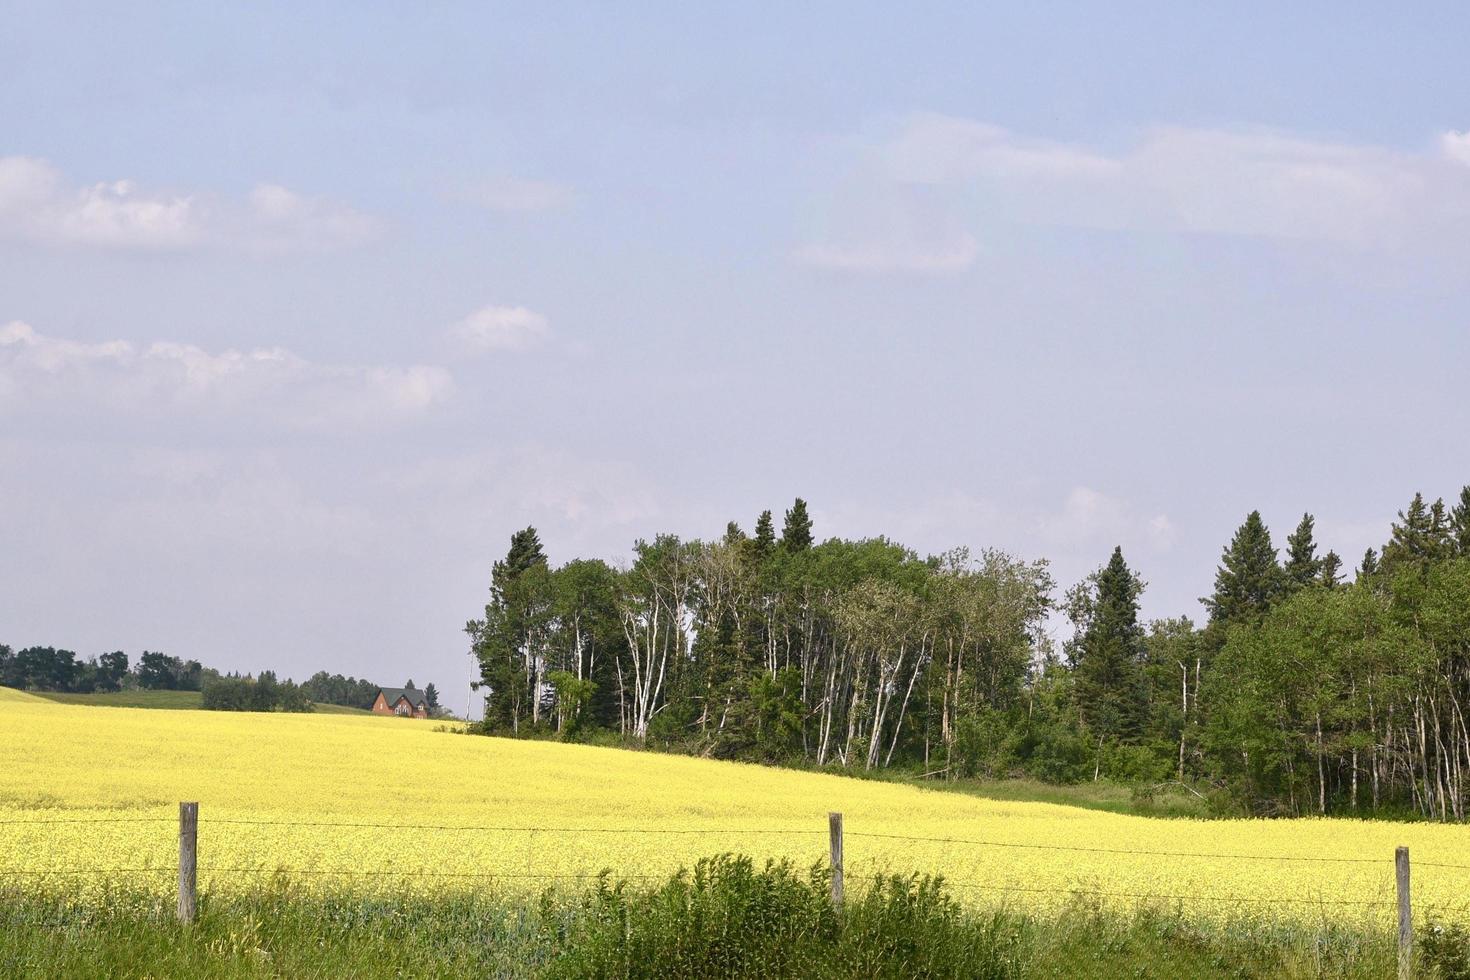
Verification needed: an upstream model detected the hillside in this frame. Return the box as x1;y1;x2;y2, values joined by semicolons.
0;686;1461;926
27;688;370;714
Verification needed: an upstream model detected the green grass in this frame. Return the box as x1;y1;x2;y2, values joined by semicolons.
931;776;1212;818
0;858;1409;979
311;703;371;715
29;690;372;715
32;689;204;710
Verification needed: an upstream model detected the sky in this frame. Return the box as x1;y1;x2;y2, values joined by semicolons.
3;3;1469;715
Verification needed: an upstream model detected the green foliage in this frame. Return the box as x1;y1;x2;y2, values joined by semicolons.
547;671;596;738
1452;486;1470;557
1282;513;1322;593
458;487;1470;821
1319;550;1344;589
201;671;313;713
779;498;814;552
136;651;202;691
0;870;1400;978
301;671;381;710
1204;511;1282;626
551;855;1022;980
1068;547;1148;747
747;667;805;762
1423;919;1470;980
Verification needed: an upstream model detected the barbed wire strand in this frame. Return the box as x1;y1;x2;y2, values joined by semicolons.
202;819;825;835
4;815;1464;873
946;881;1393;907
846;831;1386;864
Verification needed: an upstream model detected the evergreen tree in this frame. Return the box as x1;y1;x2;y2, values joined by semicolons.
1282;513;1322;593
1070;547;1148;746
780;498;813;552
750;510;776;563
1452;485;1470;556
1319;550;1343;589
424;682;440;712
1381;493;1435;575
502;527;547;579
469;527;553;731
1203;511;1282;625
723;521;745;546
1430;497;1454;561
1358;547;1379;581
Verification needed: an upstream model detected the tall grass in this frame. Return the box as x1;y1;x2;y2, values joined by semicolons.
0;857;1411;978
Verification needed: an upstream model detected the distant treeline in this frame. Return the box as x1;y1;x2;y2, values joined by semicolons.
0;648;201;694
469;488;1470;820
0;647;439;716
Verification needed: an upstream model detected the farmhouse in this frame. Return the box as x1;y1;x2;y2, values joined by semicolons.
371;687;429;718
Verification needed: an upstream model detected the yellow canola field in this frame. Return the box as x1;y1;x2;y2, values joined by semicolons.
3;686;1468;925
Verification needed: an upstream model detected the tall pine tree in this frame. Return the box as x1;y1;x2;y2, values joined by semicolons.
1282;513;1323;593
1204;511;1282;625
1358;547;1379;581
469;526;551;731
1452;486;1470;557
1071;547;1148;748
780;498;813;552
1319;550;1343;589
747;510;776;565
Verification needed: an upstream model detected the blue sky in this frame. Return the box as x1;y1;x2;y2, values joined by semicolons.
4;3;1468;710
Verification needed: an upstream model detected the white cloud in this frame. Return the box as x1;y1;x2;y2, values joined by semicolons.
805;116;1470;257
1039;487;1176;557
244;184;381;251
0;157;202;249
1442;130;1470;167
452;305;551;352
461;176;574;213
0;156;379;252
884;114;1121;185
0;321;452;430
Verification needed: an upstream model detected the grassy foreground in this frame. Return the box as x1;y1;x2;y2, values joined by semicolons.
0;857;1413;979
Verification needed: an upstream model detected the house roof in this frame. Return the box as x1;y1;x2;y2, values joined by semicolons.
376;687;428;708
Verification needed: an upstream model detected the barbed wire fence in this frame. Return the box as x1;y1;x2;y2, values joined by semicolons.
0;804;1446;979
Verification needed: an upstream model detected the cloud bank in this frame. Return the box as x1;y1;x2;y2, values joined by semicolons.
452;305;551;352
0;321;452;431
799;117;1470;269
0;157;380;252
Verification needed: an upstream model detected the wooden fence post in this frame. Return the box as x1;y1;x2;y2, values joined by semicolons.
828;811;844;911
178;802;198;924
1396;845;1411;980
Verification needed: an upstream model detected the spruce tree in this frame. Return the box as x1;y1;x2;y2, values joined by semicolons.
1430;497;1453;561
1319;550;1343;589
1282;513;1322;593
723;521;746;546
1073;547;1147;744
1358;547;1379;581
1452;486;1470;557
780;498;813;552
1203;511;1283;625
1381;493;1433;574
748;510;776;564
473;527;551;731
501;527;547;581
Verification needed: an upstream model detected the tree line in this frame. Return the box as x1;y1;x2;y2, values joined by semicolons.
0;647;441;716
0;647;202;694
467;489;1470;819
